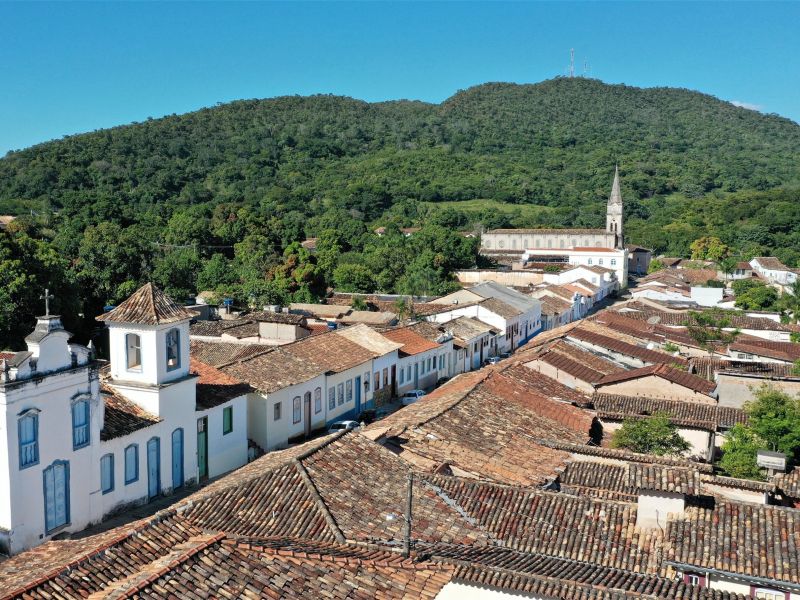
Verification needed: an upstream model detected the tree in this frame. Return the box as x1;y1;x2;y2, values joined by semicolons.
610;413;691;456
351;296;368;311
744;385;800;463
690;236;730;262
732;278;765;297
779;279;800;323
647;259;665;274
333;264;376;293
718;256;738;282
719;424;765;480
684;309;741;357
734;285;778;311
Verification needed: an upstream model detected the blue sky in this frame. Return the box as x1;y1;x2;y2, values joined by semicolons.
1;2;799;156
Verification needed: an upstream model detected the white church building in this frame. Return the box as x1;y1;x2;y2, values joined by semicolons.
0;284;248;555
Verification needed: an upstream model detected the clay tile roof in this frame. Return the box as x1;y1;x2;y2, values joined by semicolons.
283;330;375;373
729;340;800;362
559;461;700;501
753;256;790;270
488;227;607;234
596;363;716;396
192;358;252;410
221;347;323;394
382;327;441;356
593;394;747;430
96;283;197;325
478;297;523;318
100;385;162;441
247;311;307;325
568;327;688;367
690;357;800;381
665;501;800;585
189;339;272;368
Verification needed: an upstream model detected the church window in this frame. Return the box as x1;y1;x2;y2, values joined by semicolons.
166;329;180;371
588;258;593;265
484;240;492;249
598;258;604;265
126;334;142;371
498;240;505;249
72;400;90;450
18;410;39;469
535;239;540;248
560;239;565;249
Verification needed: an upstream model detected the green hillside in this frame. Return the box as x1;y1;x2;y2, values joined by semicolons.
1;77;800;346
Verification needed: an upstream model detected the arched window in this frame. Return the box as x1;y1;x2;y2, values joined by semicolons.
166;328;180;371
72;400;90;450
18;409;39;469
126;333;142;370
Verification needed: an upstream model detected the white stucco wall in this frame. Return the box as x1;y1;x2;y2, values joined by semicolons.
197;395;248;479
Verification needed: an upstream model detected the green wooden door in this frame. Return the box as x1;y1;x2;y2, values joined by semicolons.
197;417;208;479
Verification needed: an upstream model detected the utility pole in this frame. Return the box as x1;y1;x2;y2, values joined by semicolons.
403;471;413;558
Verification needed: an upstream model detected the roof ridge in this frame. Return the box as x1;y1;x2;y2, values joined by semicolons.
292;458;346;544
85;532;225;599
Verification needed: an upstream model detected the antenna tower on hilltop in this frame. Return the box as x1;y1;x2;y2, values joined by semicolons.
569;48;575;78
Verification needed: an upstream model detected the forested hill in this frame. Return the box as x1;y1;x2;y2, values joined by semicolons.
2;77;800;220
2;77;800;348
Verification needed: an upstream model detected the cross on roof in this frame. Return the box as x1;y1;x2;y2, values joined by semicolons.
40;288;54;316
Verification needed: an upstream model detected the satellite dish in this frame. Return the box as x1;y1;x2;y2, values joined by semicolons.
646;316;661;325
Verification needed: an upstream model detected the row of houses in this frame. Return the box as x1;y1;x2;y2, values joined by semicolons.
3;336;798;599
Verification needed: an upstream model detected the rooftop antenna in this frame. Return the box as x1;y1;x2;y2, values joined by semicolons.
569;48;575;78
583;58;590;77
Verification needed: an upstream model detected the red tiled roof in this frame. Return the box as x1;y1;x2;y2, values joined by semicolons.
100;385;161;441
593;394;747;430
729;340;800;362
191;358;251;410
383;327;441;356
189;339;272;368
96;283;197;325
596;364;716;396
568;327;688;367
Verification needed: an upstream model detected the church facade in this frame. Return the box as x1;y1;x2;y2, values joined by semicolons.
480;167;625;252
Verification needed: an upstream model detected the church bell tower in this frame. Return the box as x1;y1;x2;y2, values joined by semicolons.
606;166;624;249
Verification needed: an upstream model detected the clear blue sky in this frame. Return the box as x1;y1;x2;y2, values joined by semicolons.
1;2;799;156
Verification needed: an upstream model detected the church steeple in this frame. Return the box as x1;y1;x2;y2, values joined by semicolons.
606;165;624;249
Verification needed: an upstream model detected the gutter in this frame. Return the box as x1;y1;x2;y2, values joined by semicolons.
664;561;800;592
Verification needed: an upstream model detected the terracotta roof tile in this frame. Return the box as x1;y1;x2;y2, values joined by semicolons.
100;385;161;441
189;339;272;368
221;347;323;394
96;283;197;325
383;327;441;356
568;327;688;367
596;364;716;396
593;394;747;430
191;358;251;410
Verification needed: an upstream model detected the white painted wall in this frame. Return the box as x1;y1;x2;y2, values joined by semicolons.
197;395;248;479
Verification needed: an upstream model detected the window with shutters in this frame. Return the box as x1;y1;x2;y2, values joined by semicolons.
18;411;39;469
292;396;301;424
100;454;114;494
223;406;233;434
124;445;138;484
72;400;90;450
274;402;282;421
337;383;344;405
314;387;322;413
166;328;180;371
328;387;335;410
126;333;142;371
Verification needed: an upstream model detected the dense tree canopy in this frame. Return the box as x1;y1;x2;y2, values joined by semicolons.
1;77;799;348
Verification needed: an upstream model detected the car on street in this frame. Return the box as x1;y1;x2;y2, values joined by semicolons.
400;390;426;406
327;420;360;434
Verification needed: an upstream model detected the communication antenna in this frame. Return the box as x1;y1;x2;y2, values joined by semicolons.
583;58;591;77
569;48;575;78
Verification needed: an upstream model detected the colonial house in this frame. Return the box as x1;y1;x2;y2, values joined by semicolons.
382;327;448;394
0;284;249;555
594;363;718;404
428;281;541;352
436;316;498;372
751;256;798;287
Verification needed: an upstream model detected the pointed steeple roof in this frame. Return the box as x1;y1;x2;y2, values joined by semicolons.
608;165;622;205
96;283;197;325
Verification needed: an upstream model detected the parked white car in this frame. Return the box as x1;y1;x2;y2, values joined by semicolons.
327;420;360;434
401;390;426;406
